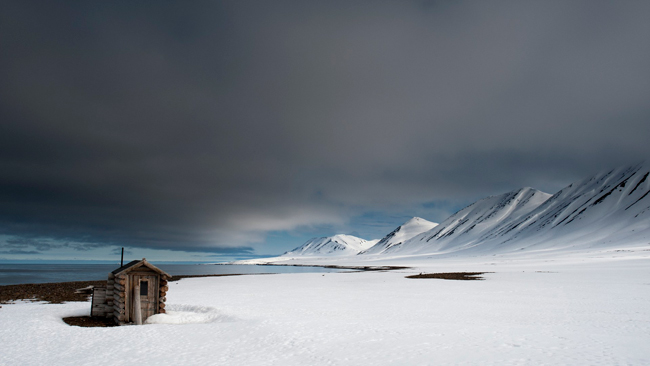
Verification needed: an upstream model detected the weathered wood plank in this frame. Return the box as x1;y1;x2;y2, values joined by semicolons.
91;288;108;316
92;302;109;317
133;283;142;325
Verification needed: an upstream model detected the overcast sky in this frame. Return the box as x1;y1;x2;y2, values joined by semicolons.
1;1;650;262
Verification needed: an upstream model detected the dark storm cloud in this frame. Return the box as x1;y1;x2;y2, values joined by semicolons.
1;1;650;253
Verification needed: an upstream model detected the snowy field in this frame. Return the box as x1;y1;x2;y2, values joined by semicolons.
2;250;650;365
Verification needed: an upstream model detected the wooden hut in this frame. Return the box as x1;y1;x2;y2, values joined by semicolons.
91;258;171;325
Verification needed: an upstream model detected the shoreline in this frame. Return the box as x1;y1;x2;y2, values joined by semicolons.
220;262;411;271
0;273;251;304
0;265;411;305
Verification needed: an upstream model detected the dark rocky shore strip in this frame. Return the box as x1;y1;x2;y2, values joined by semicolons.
0;274;254;327
0;274;247;304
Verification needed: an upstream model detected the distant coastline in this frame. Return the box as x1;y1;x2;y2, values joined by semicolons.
0;263;349;286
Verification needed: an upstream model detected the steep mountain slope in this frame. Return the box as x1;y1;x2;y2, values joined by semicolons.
392;163;650;256
478;163;650;253
282;234;377;257
380;187;551;255
359;217;438;255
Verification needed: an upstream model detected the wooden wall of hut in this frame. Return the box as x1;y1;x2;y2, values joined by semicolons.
86;259;170;325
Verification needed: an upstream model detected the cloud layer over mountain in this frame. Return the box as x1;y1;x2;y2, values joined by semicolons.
1;1;650;258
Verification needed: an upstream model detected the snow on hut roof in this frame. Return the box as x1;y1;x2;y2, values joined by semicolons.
111;258;171;278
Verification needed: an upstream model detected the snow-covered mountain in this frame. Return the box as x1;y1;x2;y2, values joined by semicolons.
375;187;552;255
359;217;438;255
282;234;378;257
390;163;650;256
478;163;650;253
244;163;650;265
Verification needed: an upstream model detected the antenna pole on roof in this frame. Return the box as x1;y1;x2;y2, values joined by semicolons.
121;247;124;267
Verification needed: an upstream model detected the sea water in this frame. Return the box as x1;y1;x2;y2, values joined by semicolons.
0;263;347;286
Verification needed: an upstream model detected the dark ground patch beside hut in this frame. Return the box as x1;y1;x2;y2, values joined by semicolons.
405;272;490;280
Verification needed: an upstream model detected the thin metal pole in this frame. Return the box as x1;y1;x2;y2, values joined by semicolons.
121;247;124;267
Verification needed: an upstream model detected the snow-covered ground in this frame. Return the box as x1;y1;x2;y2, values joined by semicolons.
2;249;649;365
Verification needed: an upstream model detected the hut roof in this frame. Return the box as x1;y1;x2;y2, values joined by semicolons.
111;258;171;278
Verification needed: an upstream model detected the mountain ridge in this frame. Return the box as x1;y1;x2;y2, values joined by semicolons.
281;234;377;257
367;187;552;255
392;163;650;256
242;163;650;264
359;217;438;255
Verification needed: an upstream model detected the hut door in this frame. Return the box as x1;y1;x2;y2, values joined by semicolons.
133;275;157;321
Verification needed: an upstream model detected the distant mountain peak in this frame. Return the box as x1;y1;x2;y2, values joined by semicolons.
282;234;375;257
404;217;426;223
376;187;552;255
360;217;438;255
